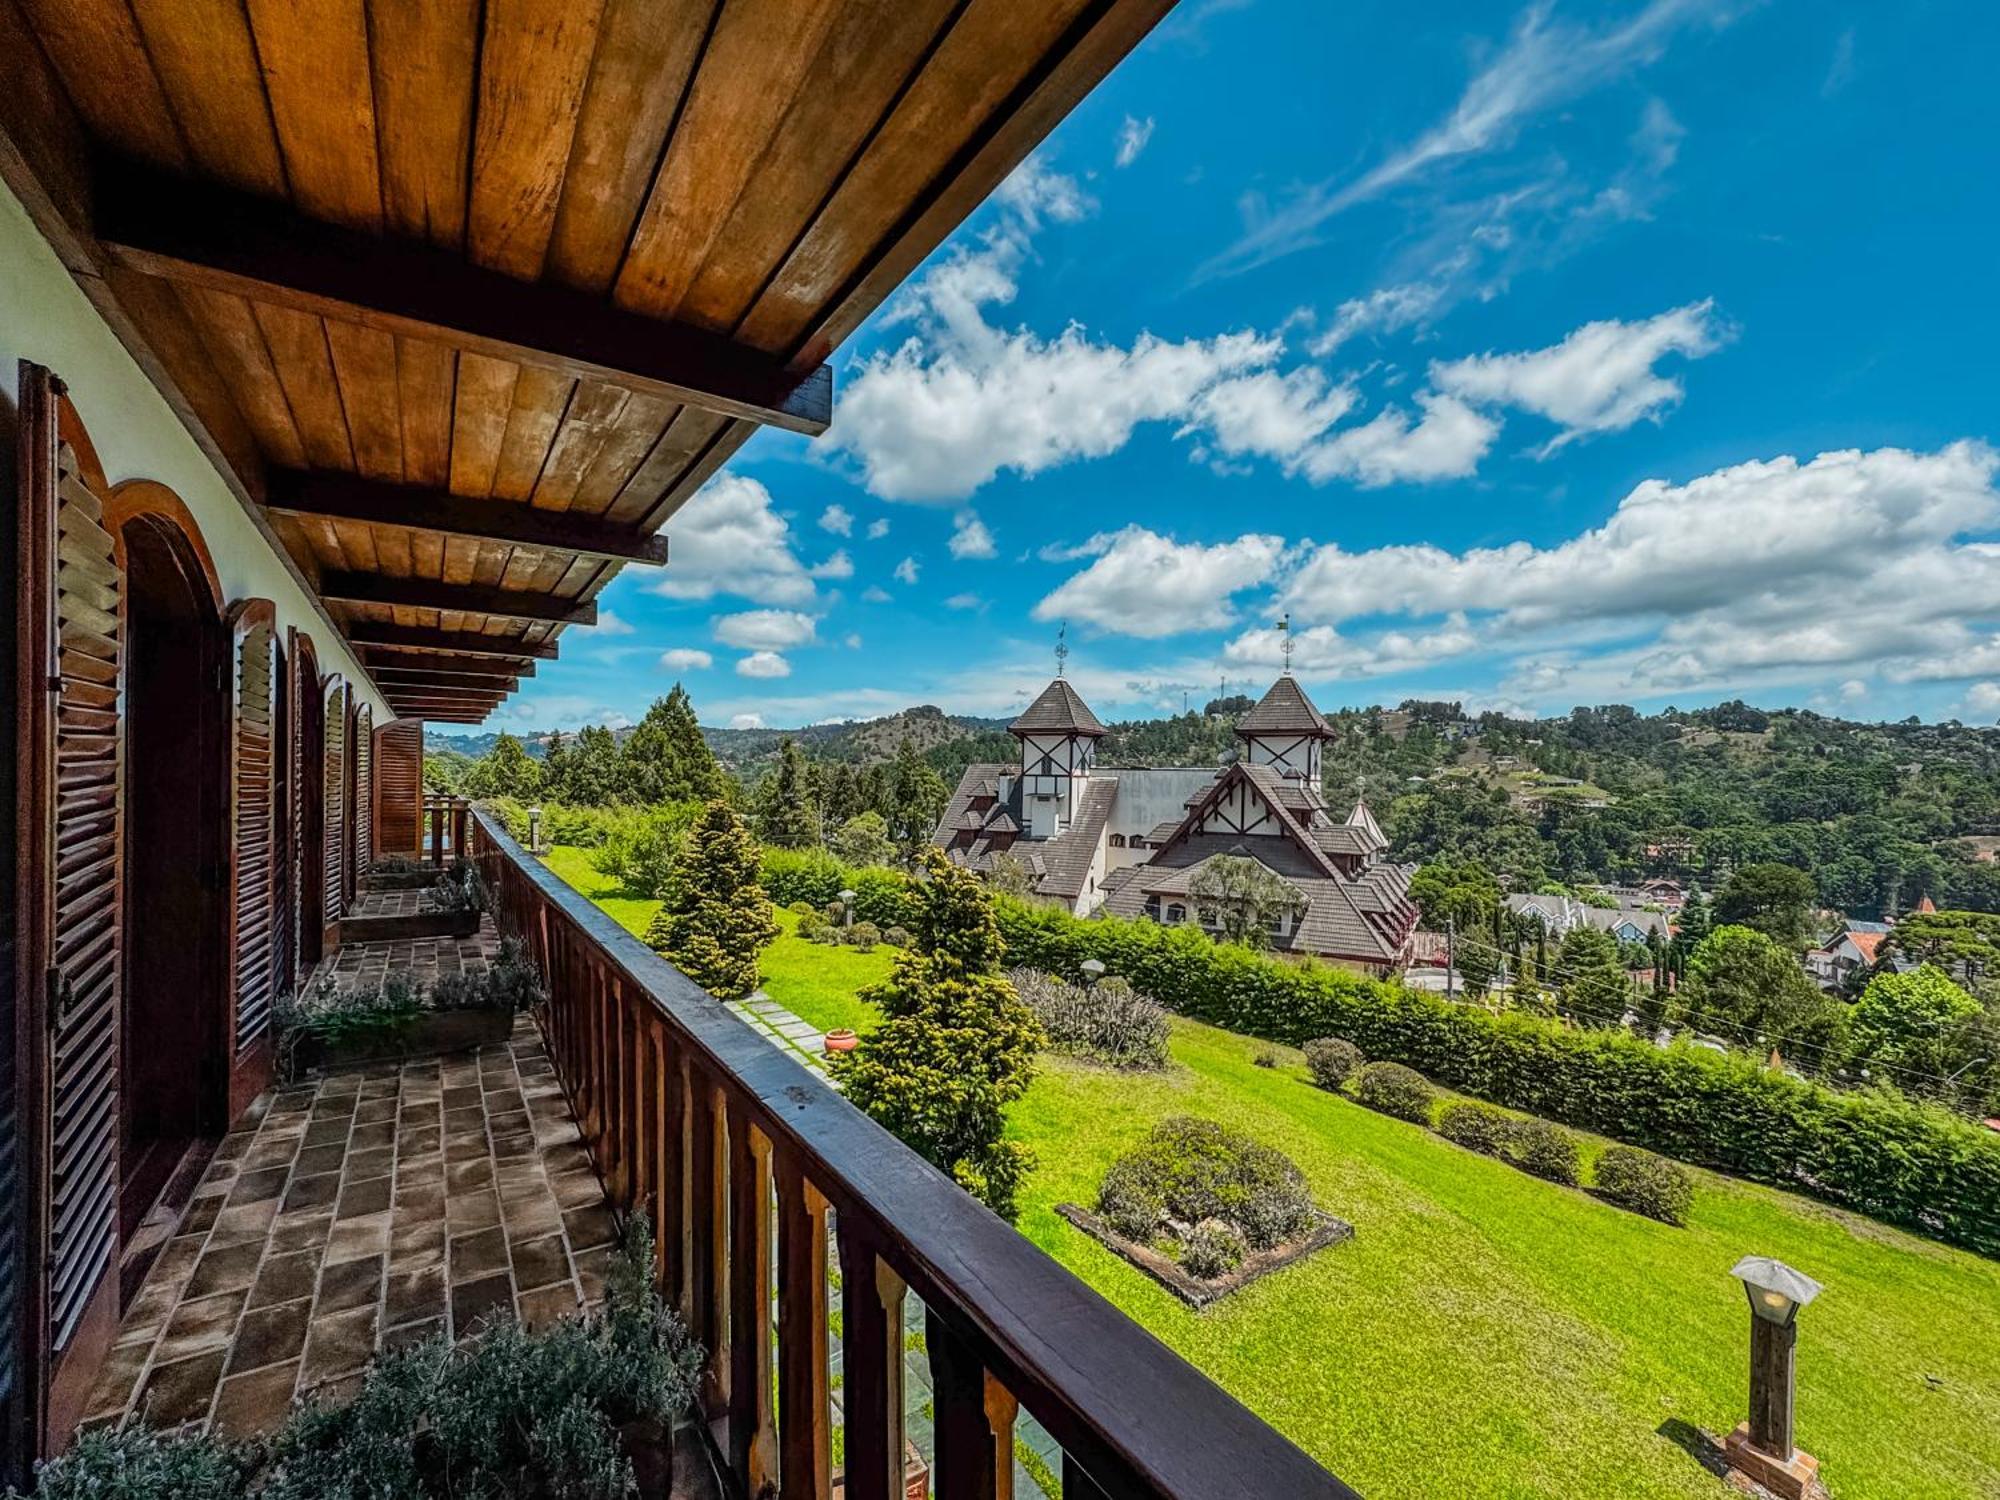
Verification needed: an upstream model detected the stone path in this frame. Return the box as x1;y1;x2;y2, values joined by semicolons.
722;992;837;1080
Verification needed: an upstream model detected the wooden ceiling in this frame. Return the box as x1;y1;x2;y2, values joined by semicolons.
0;0;1175;717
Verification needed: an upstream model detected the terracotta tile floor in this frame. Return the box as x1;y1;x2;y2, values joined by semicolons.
84;1015;616;1439
320;921;500;993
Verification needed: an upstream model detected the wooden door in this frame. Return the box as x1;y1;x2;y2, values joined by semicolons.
223;600;279;1115
13;365;124;1449
321;678;347;949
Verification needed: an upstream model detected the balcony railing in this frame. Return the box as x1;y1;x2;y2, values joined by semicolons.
467;808;1355;1500
426;793;471;865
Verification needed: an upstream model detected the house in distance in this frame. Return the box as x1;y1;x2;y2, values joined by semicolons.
933;673;1419;974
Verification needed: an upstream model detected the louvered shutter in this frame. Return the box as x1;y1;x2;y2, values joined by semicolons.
353;705;373;873
373;719;424;859
322;680;346;934
271;641;293;998
223;601;278;1087
16;366;124;1442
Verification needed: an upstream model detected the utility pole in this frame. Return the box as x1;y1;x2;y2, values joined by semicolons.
1446;917;1456;1001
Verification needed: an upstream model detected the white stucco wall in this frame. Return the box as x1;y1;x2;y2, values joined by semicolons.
0;182;389;718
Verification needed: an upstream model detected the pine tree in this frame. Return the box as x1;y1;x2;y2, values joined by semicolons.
541;730;572;802
829;811;895;868
833;850;1042;1219
567;725;626;806
883;738;948;858
622;687;726;806
755;737;821;848
644;800;777;1001
821;763;866;827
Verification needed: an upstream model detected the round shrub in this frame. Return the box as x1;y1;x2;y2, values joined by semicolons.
1094;1116;1314;1252
883;925;913;949
1179;1218;1248;1280
805;926;840;946
1008;968;1170;1070
823;901;847;926
1304;1037;1363;1091
787;900;819;919
1594;1144;1694;1224
1253;1049;1280;1069
1437;1101;1508;1155
1355;1062;1435;1124
1498;1117;1581;1185
843;921;882;952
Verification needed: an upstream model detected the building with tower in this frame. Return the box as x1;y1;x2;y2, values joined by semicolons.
932;671;1418;973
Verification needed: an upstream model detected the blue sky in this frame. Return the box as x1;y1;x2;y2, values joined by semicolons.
502;0;2000;734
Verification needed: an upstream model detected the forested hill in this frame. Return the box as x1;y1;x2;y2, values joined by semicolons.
429;697;2000;919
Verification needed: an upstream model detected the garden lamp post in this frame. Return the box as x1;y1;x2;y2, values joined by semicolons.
527;805;543;855
1080;958;1106;987
1724;1255;1823;1500
838;889;856;929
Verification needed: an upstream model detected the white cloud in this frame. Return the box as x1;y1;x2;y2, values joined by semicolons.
736;651;792;679
1038;533;1119;563
1431;300;1728;449
1198;0;1736;279
1295;392;1498;487
713;610;818;650
1114;114;1156;168
809;550;853;579
1966;683;2000;717
861;585;893;604
894;556;921;585
728;712;765;730
818;504;853;536
657;647;713;672
1184;368;1356;466
1309;275;1459;356
578;610;634;636
843;633;862;649
949;511;997;559
944;593;984;611
1035;526;1285;638
866;518;890;540
647;473;818;605
1224;615;1480;680
1277;441;2000;699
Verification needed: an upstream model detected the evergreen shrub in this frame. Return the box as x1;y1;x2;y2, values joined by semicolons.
1304;1037;1363;1090
1355;1062;1435;1124
1594;1145;1695;1224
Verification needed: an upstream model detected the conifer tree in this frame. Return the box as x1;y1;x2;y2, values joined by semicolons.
829;811;896;868
832;850;1043;1218
464;731;543;800
622;686;726;805
644;800;777;1001
567;725;626;806
755;737;821;848
540;730;572;802
883;738;948;858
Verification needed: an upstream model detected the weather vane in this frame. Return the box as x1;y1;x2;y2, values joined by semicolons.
1279;612;1295;675
1055;621;1069;678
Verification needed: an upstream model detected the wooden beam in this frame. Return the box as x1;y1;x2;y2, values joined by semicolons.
364;650;535;681
321;573;596;627
375;667;520;693
267;470;670;566
95;153;832;436
346;622;559;660
384;681;510;701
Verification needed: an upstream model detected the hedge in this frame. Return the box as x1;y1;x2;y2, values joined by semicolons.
727;849;2000;1256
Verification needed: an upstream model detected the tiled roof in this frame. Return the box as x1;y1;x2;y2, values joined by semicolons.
1008;679;1106;736
1236;675;1332;737
930;762;1111;903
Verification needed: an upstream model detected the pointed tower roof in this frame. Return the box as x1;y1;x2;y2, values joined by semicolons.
1345;798;1387;849
1237;675;1332;738
1009;679;1106;737
1914;894;1938;915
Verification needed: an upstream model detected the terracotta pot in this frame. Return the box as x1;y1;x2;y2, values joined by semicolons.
823;1028;859;1054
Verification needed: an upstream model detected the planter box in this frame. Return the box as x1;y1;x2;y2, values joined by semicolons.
291;1007;515;1075
339;908;482;943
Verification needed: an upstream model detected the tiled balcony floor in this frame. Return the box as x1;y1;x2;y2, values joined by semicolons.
84;1015;617;1440
319;921;499;993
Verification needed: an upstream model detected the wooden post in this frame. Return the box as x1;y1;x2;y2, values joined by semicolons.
727;1106;777;1494
927;1311;1012;1500
776;1157;831;1499
835;1221;905;1500
689;1072;727;1417
1748;1314;1797;1459
1060;1455;1112;1500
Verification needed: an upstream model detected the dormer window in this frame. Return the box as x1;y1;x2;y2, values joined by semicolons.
1165;902;1186;923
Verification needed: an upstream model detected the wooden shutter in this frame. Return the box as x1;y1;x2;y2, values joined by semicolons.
353;704;373;873
223;600;278;1108
15;366;124;1445
373;718;424;859
322;679;346;939
271;641;293;999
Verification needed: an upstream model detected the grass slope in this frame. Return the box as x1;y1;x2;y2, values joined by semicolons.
541;846;2000;1500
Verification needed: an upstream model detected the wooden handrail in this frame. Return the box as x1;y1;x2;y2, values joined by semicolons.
423;793;470;865
467;807;1356;1500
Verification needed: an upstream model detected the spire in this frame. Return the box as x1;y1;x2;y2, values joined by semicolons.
1278;611;1294;676
1346;797;1386;849
1008;678;1107;737
1236;675;1332;738
1054;621;1069;678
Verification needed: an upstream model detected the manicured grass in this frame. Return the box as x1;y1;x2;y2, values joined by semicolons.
543;846;2000;1499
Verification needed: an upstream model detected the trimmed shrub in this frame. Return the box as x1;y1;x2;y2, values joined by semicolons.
1304;1037;1363;1091
1355;1062;1435;1124
1253;1050;1280;1069
1437;1101;1509;1155
1498;1117;1581;1185
883;925;914;949
824;901;848;926
1179;1218;1248;1280
787;900;820;919
987;893;2000;1257
805;926;840;946
1009;969;1170;1070
1595;1145;1695;1224
843;921;882;952
1094;1116;1314;1253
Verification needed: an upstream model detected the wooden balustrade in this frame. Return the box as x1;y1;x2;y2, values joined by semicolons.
468;808;1356;1500
424;793;470;865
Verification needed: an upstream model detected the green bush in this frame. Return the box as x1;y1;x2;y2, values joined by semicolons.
17;1422;252;1500
987;894;2000;1257
843;921;883;952
883;925;914;949
1437;1101;1509;1155
1355;1062;1435;1124
1594;1144;1695;1224
1304;1037;1363;1091
1010;969;1171;1070
787;900;820;919
1179;1218;1249;1280
1095;1116;1314;1252
1497;1117;1581;1185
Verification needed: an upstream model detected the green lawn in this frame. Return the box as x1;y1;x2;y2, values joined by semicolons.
541;846;2000;1500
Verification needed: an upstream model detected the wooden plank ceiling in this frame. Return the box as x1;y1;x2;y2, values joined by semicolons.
2;0;1175;717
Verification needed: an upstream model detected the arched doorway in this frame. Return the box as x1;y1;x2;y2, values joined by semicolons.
294;633;326;972
107;488;228;1244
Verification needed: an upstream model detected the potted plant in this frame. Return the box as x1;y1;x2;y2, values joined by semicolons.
823;1028;859;1054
